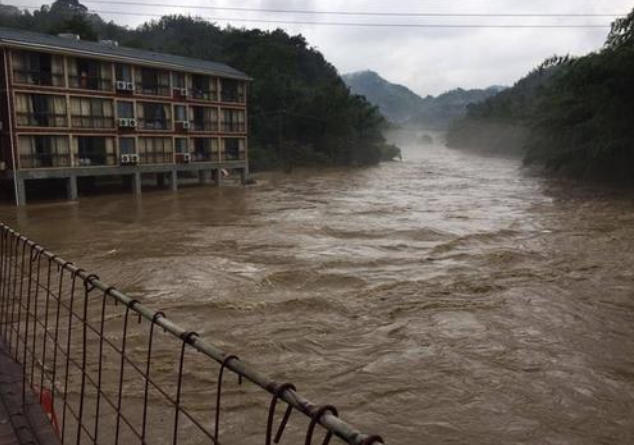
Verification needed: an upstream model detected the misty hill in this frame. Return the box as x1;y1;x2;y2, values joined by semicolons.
447;7;634;183
343;70;504;129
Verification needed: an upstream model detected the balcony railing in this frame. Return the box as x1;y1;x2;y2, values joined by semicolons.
221;150;245;162
71;115;115;129
138;118;171;131
69;75;113;91
140;151;173;164
137;83;171;96
221;122;246;133
76;153;116;166
221;90;245;103
192;149;218;162
19;153;71;168
192;120;219;132
16;112;67;127
13;69;65;87
191;89;218;101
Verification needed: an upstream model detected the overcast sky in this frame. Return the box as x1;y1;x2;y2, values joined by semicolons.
9;0;634;95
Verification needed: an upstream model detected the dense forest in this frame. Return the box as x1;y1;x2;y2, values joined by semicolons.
447;9;634;183
0;0;400;170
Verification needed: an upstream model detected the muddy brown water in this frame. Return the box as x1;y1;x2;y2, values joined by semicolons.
1;135;634;444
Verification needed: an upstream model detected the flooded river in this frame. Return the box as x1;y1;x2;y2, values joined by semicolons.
1;135;634;444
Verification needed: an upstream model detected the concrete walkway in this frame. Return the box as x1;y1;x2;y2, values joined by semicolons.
0;342;60;445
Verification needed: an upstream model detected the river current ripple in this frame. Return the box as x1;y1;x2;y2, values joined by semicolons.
1;135;634;444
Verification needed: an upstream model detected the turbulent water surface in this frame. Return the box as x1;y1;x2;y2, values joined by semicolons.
1;135;634;444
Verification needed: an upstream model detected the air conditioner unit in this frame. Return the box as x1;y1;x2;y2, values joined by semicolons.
180;88;188;96
128;118;137;128
130;154;140;164
120;154;131;164
183;153;191;163
127;82;135;91
116;80;128;90
117;118;129;127
178;121;191;130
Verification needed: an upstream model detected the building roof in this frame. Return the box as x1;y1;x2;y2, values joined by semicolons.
0;26;250;81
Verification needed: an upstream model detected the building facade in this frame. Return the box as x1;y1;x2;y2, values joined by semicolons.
0;27;250;205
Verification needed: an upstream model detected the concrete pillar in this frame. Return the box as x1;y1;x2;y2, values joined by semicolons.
15;177;26;206
198;170;212;185
131;172;142;195
157;173;166;188
240;167;249;185
66;175;78;200
170;170;178;191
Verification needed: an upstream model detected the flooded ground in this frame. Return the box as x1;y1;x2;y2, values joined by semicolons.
1;134;634;444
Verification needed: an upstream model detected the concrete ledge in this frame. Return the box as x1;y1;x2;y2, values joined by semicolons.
15;161;248;180
0;341;61;445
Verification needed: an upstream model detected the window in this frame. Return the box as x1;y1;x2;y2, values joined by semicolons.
137;137;173;164
172;72;186;89
192;106;218;131
68;57;113;91
137;102;171;130
221;79;245;103
175;138;189;154
18;136;70;168
117;101;134;119
12;51;65;87
15;93;67;127
174;105;188;122
136;67;170;96
191;75;218;101
222;138;244;161
119;138;136;155
192;138;218;162
115;64;133;82
70;97;114;128
74;137;116;166
221;109;246;132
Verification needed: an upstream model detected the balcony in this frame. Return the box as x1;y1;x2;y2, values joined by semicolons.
192;120;219;132
69;75;113;91
220;90;245;104
138;118;171;131
221;150;245;162
221;122;246;133
71;115;115;129
191;89;218;101
19;153;71;169
16;112;67;127
13;70;65;87
137;83;171;96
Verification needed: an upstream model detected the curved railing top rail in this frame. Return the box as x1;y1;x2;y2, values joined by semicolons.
0;222;386;445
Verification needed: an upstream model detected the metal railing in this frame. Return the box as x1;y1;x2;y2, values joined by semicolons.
16;112;68;128
0;223;386;445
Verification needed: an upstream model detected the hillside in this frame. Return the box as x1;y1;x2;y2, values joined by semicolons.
343;70;503;129
0;0;401;170
342;70;425;124
447;8;634;182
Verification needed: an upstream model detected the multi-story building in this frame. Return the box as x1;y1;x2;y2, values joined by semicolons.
0;27;250;205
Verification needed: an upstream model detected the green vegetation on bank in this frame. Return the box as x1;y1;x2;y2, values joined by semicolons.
0;0;400;170
447;9;634;182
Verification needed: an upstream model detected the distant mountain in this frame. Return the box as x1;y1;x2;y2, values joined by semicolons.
342;70;424;124
343;70;505;129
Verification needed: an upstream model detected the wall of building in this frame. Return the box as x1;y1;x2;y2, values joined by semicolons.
3;46;249;173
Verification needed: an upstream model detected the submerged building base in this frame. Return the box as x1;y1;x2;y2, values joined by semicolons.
2;162;249;206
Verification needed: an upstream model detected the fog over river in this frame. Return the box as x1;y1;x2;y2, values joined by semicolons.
1;134;634;444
